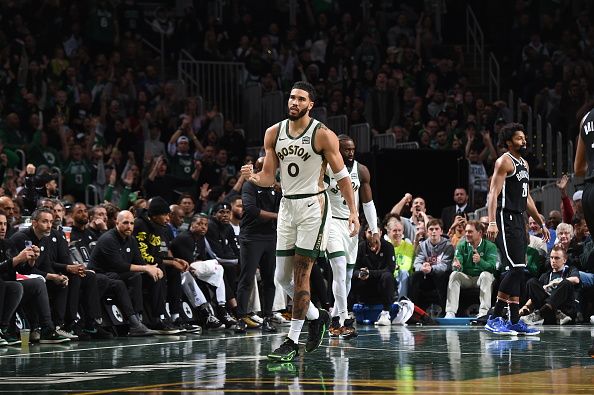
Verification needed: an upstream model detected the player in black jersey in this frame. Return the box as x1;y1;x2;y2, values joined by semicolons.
574;101;594;357
484;123;550;336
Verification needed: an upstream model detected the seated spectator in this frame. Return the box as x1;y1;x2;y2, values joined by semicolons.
88;210;168;336
546;211;562;251
206;202;240;315
385;216;414;299
409;218;454;312
445;221;498;318
528;215;548;256
0;197;17;238
567;214;589;268
554;222;574;252
0;210;69;344
351;223;396;326
520;245;579;325
12;207;112;339
168;204;186;238
134;197;197;332
170;214;233;328
447;215;467;247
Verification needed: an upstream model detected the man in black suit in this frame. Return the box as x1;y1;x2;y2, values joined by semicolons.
441;188;473;231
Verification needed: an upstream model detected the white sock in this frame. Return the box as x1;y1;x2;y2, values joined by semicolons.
171;313;179;321
330;256;348;324
288;319;305;343
346;267;354;295
306;306;319;320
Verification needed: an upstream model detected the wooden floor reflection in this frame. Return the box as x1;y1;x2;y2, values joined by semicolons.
0;325;591;394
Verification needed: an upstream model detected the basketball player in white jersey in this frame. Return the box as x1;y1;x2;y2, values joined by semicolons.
241;81;359;362
326;135;380;338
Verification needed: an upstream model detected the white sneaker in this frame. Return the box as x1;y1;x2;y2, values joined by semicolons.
55;326;78;340
520;311;544;326
590;315;594;325
375;311;392;326
250;314;264;324
444;312;456;319
271;312;290;326
556;310;572;325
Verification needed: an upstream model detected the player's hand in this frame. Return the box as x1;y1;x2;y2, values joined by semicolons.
541;226;550;243
348;212;360;237
486;223;498;241
370;232;381;254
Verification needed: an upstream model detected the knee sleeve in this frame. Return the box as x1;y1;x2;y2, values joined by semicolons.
330;256;348;318
275;256;294;291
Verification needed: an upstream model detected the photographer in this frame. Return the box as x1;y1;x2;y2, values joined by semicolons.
351;222;396;326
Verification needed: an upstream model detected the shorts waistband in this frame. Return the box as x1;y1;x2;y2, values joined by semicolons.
284;190;327;199
497;208;524;215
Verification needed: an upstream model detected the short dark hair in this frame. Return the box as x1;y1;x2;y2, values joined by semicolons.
88;205;105;219
291;81;316;102
426;218;443;229
31;207;54;221
191;213;209;224
338;134;353;143
500;122;525;145
178;194;195;204
229;195;242;205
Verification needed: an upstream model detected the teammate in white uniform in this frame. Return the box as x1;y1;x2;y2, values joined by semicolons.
326;135;380;338
241;81;359;362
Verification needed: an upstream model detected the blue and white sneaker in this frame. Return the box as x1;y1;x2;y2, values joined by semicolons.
484;316;517;335
508;320;540;336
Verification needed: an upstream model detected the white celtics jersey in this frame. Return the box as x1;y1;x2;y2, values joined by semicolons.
327;161;360;218
275;118;326;196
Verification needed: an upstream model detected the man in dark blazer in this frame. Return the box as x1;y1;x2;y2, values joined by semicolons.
441;188;473;232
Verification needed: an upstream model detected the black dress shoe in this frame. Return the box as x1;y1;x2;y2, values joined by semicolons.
262;317;277;333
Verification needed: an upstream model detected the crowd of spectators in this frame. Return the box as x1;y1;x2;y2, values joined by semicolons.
351;183;592;328
0;1;592;345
